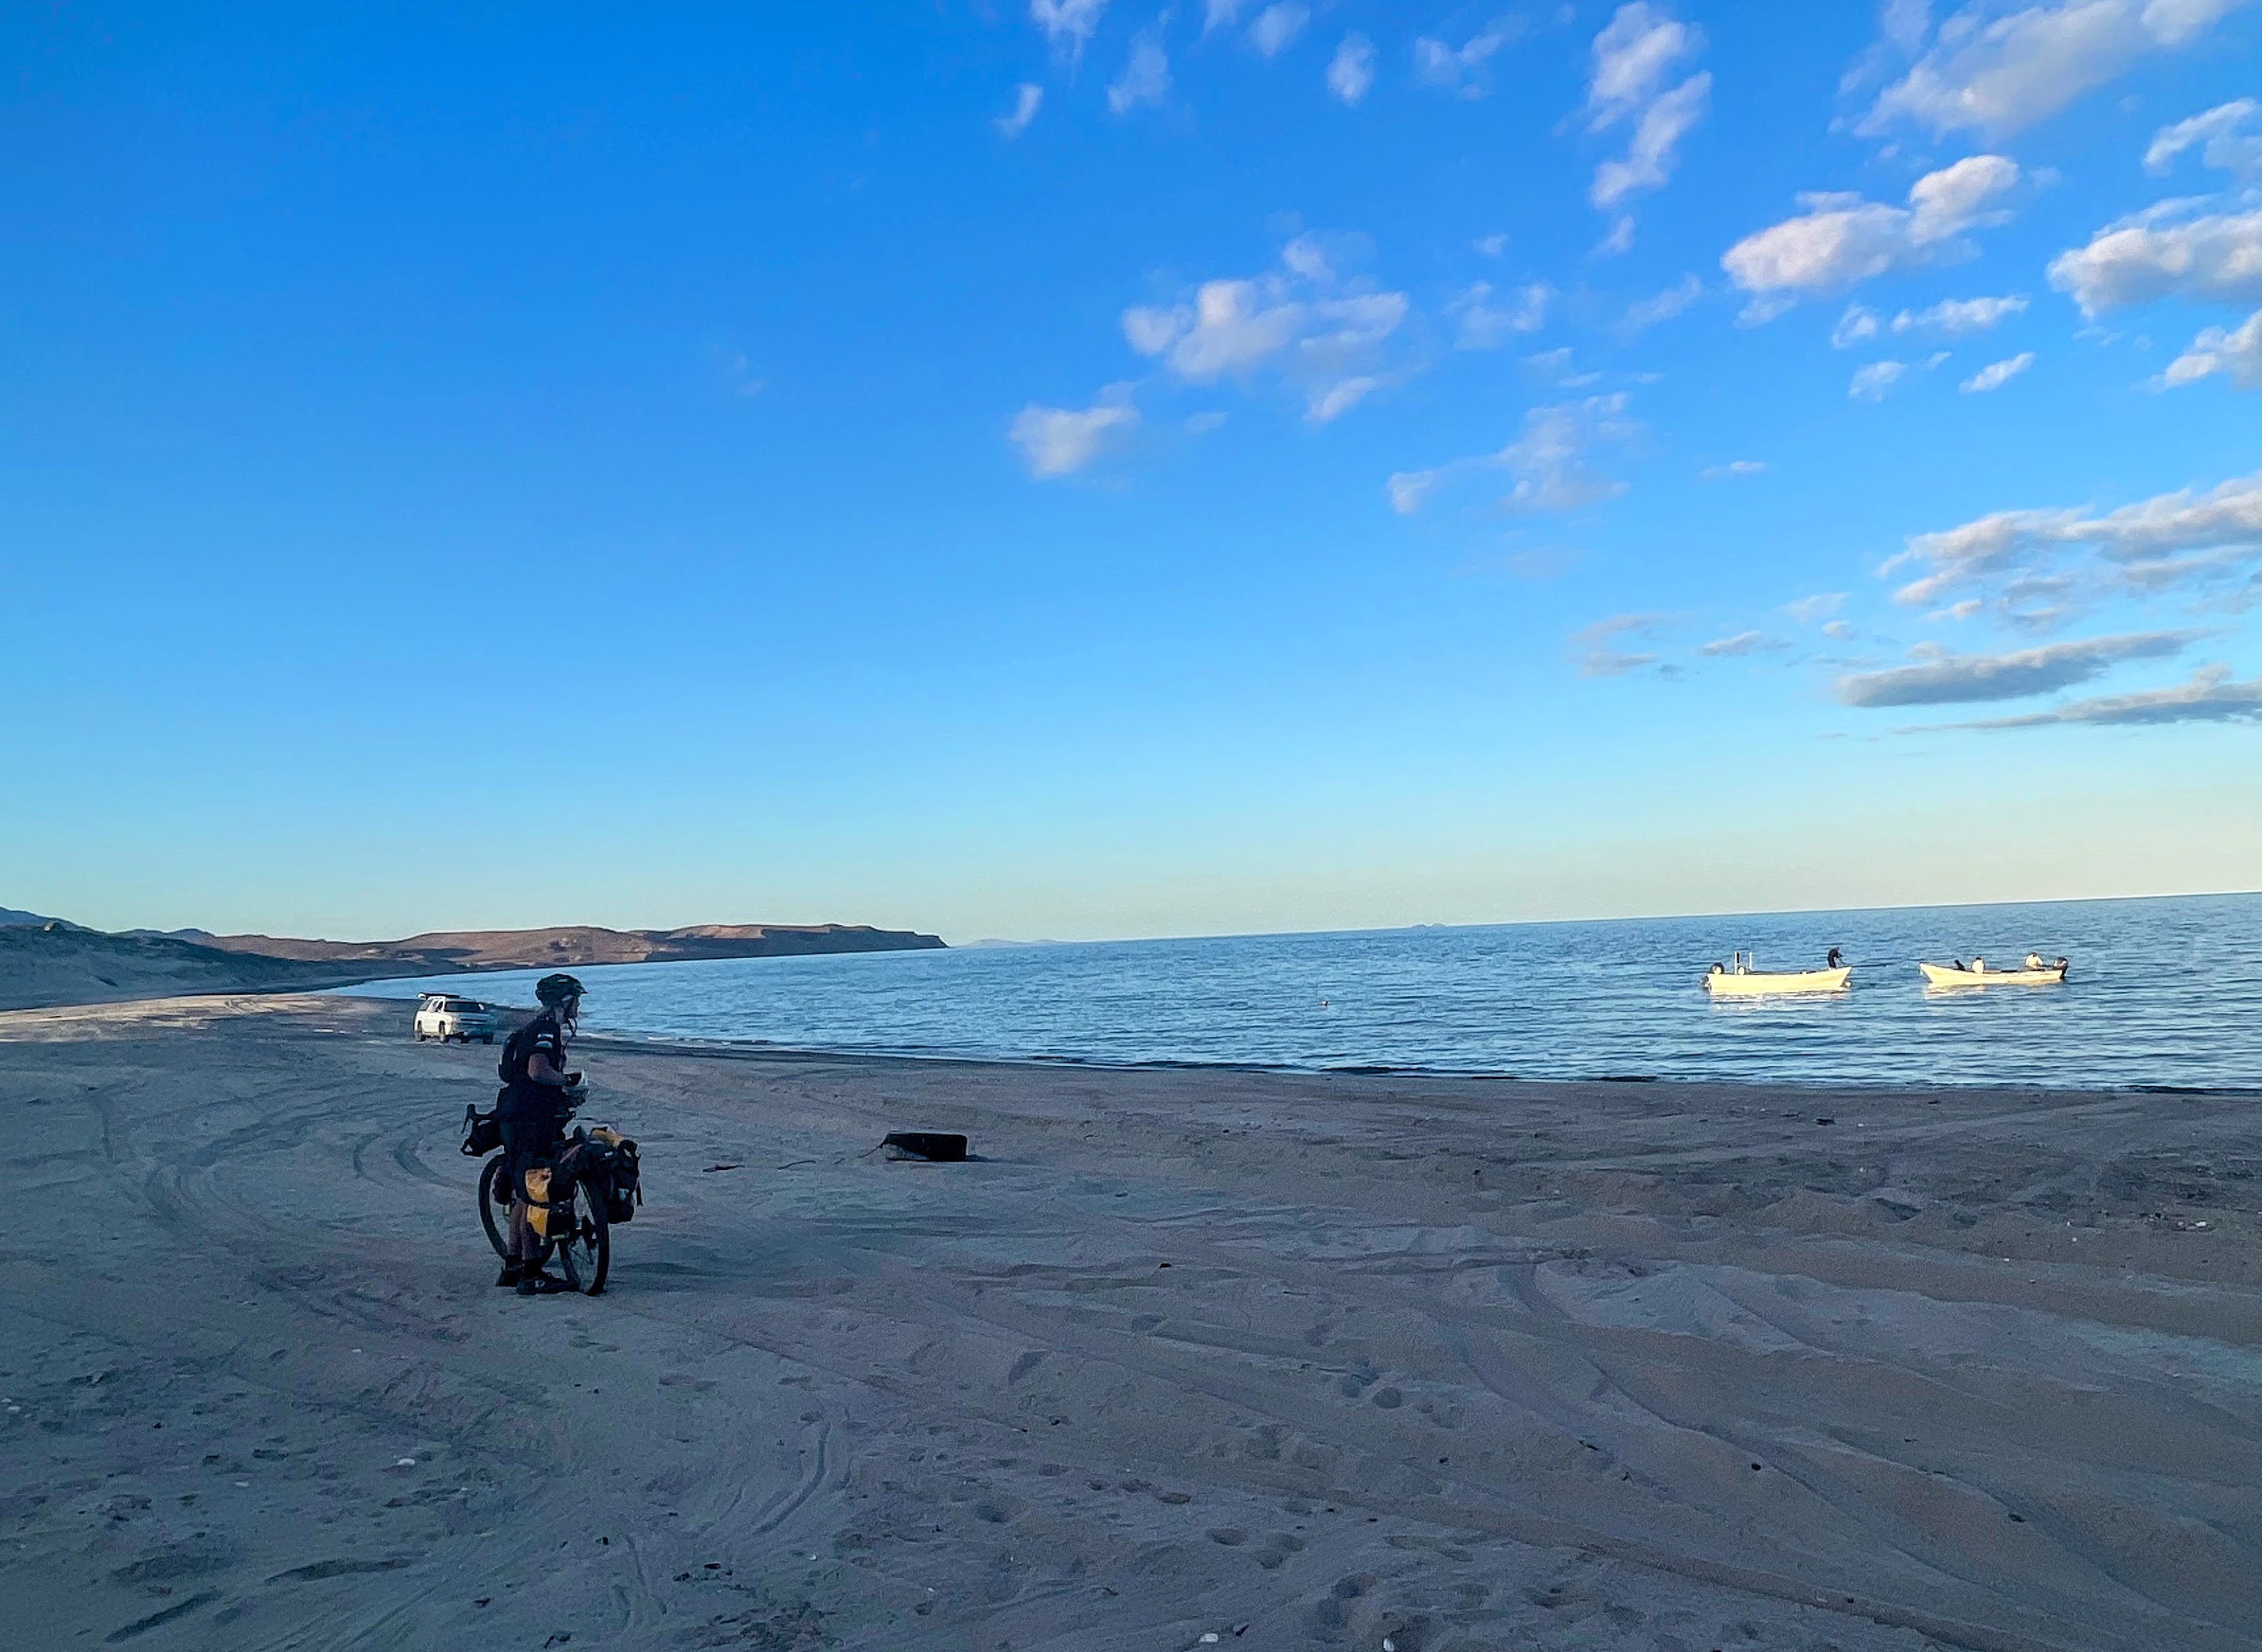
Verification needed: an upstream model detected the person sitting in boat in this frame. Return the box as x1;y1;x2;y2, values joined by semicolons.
1826;947;1844;968
1970;956;1984;973
2025;952;2045;970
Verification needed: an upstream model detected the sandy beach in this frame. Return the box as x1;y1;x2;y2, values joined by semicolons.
3;994;2258;1652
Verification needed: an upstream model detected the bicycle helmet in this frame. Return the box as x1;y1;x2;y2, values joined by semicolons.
535;972;587;1008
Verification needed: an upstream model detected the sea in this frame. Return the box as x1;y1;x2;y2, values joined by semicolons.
335;892;2262;1091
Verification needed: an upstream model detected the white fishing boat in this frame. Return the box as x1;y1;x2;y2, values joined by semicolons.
1919;955;2068;987
1703;952;1852;996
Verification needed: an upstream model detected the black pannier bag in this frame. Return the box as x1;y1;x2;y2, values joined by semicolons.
460;1101;502;1158
604;1136;641;1223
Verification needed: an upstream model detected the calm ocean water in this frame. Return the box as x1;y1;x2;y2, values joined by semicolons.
338;894;2262;1090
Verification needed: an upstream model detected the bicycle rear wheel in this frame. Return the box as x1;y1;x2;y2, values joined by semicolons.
557;1182;609;1295
477;1154;511;1259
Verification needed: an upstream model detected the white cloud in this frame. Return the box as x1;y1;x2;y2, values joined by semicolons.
1961;351;2035;392
2048;206;2262;317
1572;613;1667;676
1307;375;1379;423
1832;304;1881;347
1030;0;1109;62
1249;3;1309;57
1202;0;1247;35
1785;591;1847;624
995;83;1043;139
1448;280;1551;347
1327;34;1376;104
1722;155;2019;312
1011;388;1137;477
1700;629;1783;656
1943;664;2262;727
1593;73;1712;211
1389;395;1638;516
1414;23;1515;98
1850;360;1908;400
2162;308;2262;387
1108;35;1170;114
1623;274;1702;331
1823;619;1858;639
1585;5;1709;232
2145;98;2262;178
1835;630;2198;706
1588;3;1702;122
1473;232;1508;257
1122;237;1409;421
1895;293;2027;333
1861;0;2254;139
1884;467;2262;608
1703;458;1767;479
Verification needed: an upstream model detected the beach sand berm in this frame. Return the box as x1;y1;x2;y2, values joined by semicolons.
3;994;2257;1650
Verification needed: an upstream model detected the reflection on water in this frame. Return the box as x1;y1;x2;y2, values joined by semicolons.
336;892;2262;1090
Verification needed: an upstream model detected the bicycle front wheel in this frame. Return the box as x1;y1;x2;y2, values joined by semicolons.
557;1184;609;1295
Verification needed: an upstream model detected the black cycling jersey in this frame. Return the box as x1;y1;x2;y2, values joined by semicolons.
496;1011;568;1127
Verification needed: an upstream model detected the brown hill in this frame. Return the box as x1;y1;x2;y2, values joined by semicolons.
184;922;946;972
0;924;388;1011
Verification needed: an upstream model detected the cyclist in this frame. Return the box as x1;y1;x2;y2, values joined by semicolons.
494;972;587;1296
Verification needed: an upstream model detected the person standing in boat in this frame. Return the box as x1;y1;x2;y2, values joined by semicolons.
1826;947;1844;969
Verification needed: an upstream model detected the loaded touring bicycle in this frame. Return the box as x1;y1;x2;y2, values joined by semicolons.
461;1099;642;1295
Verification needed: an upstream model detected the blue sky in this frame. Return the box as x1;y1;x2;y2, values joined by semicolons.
4;2;2259;942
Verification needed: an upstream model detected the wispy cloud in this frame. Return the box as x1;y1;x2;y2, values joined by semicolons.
1883;468;2262;610
1723;156;2020;318
2145;98;2262;179
1835;630;2199;706
1859;0;2253;140
1700;629;1784;656
1448;280;1550;348
2162;309;2262;389
1622;274;1702;332
1390;395;1638;517
995;83;1043;139
1850;360;1907;401
1573;612;1668;676
1030;0;1109;63
1927;665;2262;729
1010;386;1138;477
1785;591;1846;624
1703;458;1766;479
1413;21;1517;98
1122;235;1409;423
1248;3;1308;58
1327;33;1376;105
1584;4;1709;250
1960;351;2034;392
1895;294;2027;334
1108;34;1170;114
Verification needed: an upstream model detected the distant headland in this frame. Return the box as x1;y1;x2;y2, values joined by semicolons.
0;912;945;1012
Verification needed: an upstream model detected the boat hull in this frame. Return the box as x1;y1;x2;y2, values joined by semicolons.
1919;962;2068;986
1703;966;1851;996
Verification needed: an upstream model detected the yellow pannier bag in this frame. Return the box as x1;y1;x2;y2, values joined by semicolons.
522;1167;558;1238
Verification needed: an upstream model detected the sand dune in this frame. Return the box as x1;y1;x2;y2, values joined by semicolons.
2;995;2257;1649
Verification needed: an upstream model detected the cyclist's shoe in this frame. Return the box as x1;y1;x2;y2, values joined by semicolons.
516;1270;572;1296
495;1262;523;1288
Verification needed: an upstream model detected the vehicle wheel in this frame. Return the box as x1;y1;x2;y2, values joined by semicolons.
481;1034;494;1045
557;1180;609;1296
477;1154;514;1260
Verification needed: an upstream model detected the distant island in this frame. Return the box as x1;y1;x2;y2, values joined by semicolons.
0;914;945;1013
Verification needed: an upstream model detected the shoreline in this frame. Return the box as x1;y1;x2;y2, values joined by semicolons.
5;993;2259;1650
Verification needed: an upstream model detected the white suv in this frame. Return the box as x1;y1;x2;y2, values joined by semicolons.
414;993;496;1044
